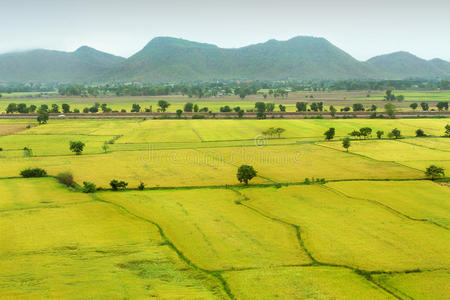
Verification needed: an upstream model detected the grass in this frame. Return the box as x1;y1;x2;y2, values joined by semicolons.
223;266;393;299
326;181;450;228
239;185;450;271
98;188;311;270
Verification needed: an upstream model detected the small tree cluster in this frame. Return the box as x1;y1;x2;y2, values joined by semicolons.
20;168;47;178
110;179;128;190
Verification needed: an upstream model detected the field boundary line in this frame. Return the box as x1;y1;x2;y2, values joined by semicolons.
321;184;449;230
228;188;405;299
395;138;450;152
90;193;235;300
314;142;428;174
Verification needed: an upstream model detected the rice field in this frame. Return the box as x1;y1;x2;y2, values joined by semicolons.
0;117;449;299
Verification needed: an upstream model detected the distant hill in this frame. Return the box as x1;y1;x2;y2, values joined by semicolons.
0;36;449;83
366;51;450;79
0;46;125;83
108;36;377;82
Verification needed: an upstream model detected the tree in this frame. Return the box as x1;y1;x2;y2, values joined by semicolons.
158;100;170;112
82;181;97;193
131;103;141;112
110;179;128;190
254;102;266;113
29;105;37;113
50;104;60;113
220;106;232;112
237;165;257;185
384;103;396;118
62;103;70;113
349;130;361;139
342;137;351;152
445;124;450;136
352;103;364;112
279;104;286;112
237;110;244;119
102;141;109;153
17;103;28;113
296;102;308;112
436;101;449;111
390;128;401;139
420;102;429;111
6;103;18;113
376;130;384;139
329;105;337;117
359;127;372;139
324;128;335;140
39;104;49;112
176;109;183;118
410;103;418;110
37;110;49;124
70;141;85;155
275;128;285;138
416;129;426;137
266;103;275;112
425;165;445;180
184;102;194;112
384;90;396;101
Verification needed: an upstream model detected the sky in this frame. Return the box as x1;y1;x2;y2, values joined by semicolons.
1;0;449;61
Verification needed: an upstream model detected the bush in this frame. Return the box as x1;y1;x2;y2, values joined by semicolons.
0;147;2;151
110;179;128;190
192;114;205;119
20;168;47;178
82;181;96;193
138;182;145;190
57;172;74;187
416;129;426;137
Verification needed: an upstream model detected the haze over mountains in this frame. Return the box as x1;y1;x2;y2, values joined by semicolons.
0;36;449;84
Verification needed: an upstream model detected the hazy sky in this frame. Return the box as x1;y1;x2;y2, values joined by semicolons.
1;0;449;61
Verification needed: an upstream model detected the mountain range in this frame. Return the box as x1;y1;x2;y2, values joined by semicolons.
0;36;449;84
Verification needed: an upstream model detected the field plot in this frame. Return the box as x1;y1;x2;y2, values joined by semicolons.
116;119;450;144
198;144;423;182
240;185;450;271
17;119;141;136
0;144;423;187
0;123;31;136
0;134;115;156
320;139;450;162
223;266;392;299
0;178;91;211
0;149;269;187
0;178;224;299
373;270;450;300
399;137;450;151
326;181;450;228
98;189;310;270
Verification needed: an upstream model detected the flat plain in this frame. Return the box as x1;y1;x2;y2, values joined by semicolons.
0;117;449;299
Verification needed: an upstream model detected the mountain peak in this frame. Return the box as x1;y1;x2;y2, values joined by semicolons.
144;37;218;49
75;45;97;53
